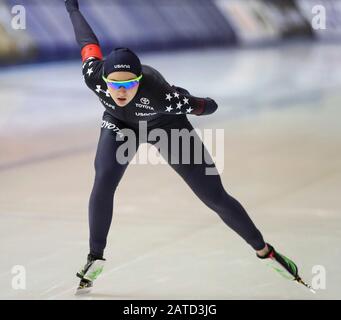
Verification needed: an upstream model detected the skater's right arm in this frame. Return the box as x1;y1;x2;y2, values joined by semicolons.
65;0;103;62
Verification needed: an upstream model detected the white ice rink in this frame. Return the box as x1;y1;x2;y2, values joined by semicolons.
0;43;340;299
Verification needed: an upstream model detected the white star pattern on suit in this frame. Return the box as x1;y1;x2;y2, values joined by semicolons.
165;90;192;113
165;105;173;112
83;57;95;69
86;68;93;77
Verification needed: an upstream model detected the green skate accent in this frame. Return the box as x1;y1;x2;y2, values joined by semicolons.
267;262;295;280
265;250;298;280
277;252;298;276
86;266;104;281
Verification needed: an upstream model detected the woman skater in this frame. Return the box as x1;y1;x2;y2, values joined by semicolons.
64;0;308;294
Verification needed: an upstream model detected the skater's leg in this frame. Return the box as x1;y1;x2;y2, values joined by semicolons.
149;118;312;290
178;165;266;251
89;114;138;257
153;117;266;251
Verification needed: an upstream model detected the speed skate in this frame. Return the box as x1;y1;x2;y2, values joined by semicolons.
75;258;106;295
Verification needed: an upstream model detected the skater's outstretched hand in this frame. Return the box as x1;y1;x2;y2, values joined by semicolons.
203;97;218;115
65;0;79;13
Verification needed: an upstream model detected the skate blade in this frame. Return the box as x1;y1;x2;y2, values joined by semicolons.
75;286;92;295
295;277;316;294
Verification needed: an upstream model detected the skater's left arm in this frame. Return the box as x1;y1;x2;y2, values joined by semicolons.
153;75;218;116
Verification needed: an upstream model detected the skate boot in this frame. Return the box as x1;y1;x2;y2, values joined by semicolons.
75;253;105;295
257;243;315;293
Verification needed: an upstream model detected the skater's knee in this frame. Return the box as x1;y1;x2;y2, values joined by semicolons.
94;165;122;190
207;189;241;214
200;187;227;211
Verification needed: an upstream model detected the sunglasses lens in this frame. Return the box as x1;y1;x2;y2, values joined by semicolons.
124;81;139;89
107;82;120;90
107;80;139;90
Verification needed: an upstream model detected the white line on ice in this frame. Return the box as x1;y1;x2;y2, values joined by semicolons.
39;282;65;296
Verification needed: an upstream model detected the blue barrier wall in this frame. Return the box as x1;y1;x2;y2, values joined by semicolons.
1;0;237;64
1;0;338;66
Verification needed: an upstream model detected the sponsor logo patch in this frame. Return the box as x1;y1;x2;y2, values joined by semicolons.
140;97;150;105
135;112;157;117
114;64;130;69
99;98;115;110
135;103;155;111
101;120;124;137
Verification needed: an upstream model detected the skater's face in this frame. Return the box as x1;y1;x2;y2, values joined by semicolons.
105;71;140;107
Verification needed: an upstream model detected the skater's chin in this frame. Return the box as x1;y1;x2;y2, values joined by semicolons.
114;97;129;107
